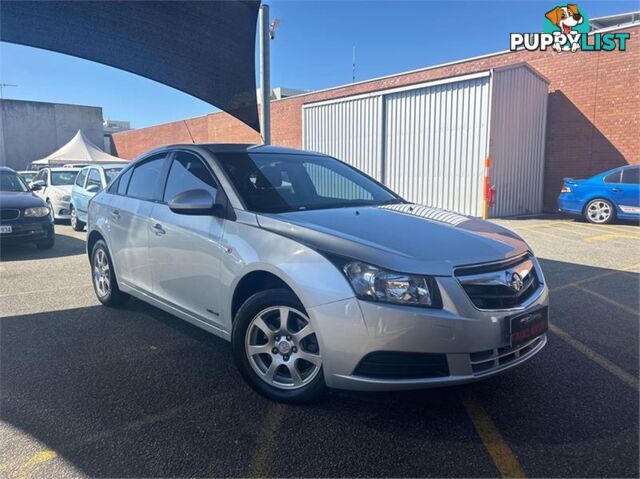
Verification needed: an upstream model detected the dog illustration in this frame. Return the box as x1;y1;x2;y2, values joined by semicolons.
545;4;584;52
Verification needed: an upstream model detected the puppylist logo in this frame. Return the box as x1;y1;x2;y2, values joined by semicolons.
511;4;630;53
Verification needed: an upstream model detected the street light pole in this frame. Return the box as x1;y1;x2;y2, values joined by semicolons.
259;4;271;145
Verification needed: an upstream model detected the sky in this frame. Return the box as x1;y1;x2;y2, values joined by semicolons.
0;0;636;129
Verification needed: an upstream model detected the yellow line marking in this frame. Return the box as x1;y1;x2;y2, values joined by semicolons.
549;323;639;390
573;284;639;317
569;222;640;235
247;403;287;478
584;233;640;242
551;262;640;293
462;390;526;478
11;450;57;479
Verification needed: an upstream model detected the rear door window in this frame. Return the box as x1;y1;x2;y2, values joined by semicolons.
126;155;167;201
621;167;639;185
604;171;621;183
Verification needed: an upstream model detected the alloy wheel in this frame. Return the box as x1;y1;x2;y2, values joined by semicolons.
245;306;321;390
587;201;612;223
70;207;78;229
93;248;111;298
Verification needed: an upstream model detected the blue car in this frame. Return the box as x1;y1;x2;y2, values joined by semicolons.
558;165;639;224
70;164;125;231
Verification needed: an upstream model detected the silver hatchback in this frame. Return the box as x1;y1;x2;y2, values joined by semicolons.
87;144;548;402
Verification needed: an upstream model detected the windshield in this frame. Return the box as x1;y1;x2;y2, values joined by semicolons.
215;153;402;213
20;172;36;182
104;167;124;184
0;172;29;192
51;171;79;186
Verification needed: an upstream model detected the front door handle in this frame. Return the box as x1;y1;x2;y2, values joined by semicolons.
611;188;623;193
111;209;120;220
153;223;166;236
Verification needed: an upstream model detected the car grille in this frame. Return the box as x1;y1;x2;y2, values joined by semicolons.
456;254;541;310
353;351;450;379
470;335;545;374
0;208;20;221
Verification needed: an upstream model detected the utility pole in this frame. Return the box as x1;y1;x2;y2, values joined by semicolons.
0;83;17;99
259;4;271;145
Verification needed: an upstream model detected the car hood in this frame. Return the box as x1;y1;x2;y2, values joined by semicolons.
0;192;47;209
257;204;529;276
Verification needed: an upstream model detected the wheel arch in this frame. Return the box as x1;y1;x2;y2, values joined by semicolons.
230;269;298;322
87;229;105;260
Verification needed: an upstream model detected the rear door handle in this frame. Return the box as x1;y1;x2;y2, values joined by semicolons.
611;188;623;192
111;209;120;219
153;223;166;235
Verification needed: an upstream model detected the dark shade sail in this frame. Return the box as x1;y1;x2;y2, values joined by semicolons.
0;0;261;131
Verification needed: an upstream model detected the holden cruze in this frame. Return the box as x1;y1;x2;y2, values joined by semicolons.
87;144;548;402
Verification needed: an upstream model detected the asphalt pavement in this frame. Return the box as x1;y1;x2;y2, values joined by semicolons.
0;216;638;478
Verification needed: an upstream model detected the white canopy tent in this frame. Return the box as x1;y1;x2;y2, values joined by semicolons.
32;130;128;166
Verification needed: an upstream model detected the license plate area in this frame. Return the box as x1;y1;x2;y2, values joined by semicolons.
0;225;12;234
509;306;548;347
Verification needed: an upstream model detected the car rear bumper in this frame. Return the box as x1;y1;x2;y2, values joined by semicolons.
309;278;549;391
558;195;582;215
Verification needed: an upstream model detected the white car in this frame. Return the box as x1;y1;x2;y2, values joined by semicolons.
30;167;81;221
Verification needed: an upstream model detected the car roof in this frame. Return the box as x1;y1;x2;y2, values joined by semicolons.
155;143;325;157
48;167;81;171
79;163;127;170
0;166;18;173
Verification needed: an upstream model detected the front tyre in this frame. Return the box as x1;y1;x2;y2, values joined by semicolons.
91;240;129;307
70;205;85;231
585;198;615;224
232;289;325;403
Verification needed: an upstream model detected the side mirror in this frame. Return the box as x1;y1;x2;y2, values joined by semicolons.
30;180;45;191
168;189;225;216
86;184;101;193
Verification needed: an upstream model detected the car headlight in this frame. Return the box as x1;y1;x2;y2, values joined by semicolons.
24;206;50;218
53;191;70;201
343;261;441;308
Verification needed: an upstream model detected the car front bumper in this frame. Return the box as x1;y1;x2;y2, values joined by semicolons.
50;199;72;219
309;275;549;391
0;220;54;244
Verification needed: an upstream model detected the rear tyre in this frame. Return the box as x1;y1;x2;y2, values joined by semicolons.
91;240;129;307
35;237;55;249
232;288;326;403
584;198;615;224
70;205;85;231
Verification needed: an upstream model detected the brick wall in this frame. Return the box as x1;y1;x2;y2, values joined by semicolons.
113;26;639;212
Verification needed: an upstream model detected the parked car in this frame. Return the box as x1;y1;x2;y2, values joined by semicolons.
70;164;125;231
30;167;80;221
17;171;37;184
87;145;548;403
0;167;54;249
559;165;639;224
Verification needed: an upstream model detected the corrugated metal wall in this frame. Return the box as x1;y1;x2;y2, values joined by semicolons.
303;96;383;180
489;67;548;217
302;66;548;218
384;76;490;216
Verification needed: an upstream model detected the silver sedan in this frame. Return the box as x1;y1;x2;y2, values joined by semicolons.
87;144;548;402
